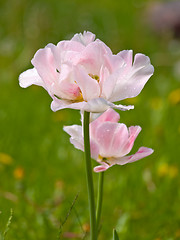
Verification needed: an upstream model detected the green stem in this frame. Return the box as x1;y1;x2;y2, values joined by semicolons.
96;171;104;232
83;111;97;240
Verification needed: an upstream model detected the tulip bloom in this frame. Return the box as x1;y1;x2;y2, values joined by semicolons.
19;31;154;113
64;109;153;172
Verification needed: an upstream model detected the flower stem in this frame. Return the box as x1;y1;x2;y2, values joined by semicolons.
83;111;97;240
96;171;104;233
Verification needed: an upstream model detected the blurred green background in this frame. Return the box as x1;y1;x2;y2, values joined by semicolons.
0;0;180;239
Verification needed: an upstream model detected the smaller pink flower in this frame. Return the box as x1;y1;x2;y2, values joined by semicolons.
63;109;154;172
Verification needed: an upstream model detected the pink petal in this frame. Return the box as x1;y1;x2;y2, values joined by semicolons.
99;66;110;94
90;140;100;160
90;108;120;139
73;65;100;101
93;163;110;172
129;126;141;139
114;147;154;165
93;122;125;157
57;40;85;53
19;68;45;88
109;53;154;102
94;108;120;123
120;126;142;155
101;68;125;100
103;53;125;73
31;47;58;87
71;31;96;46
57;81;82;100
108;123;131;157
57;41;84;65
76;41;111;75
118;50;133;70
46;43;61;71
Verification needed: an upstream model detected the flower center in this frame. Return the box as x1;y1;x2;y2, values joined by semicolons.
97;155;110;165
89;74;100;82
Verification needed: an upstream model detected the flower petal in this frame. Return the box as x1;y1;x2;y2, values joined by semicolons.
63;125;84;151
94;163;111;172
84;98;134;113
90;140;100;160
94;108;120;123
51;96;134;113
118;50;133;70
31;47;58;86
120;126;142;155
73;65;100;101
51;98;87;112
101;68;125;100
109;54;154;102
19;68;44;88
76;41;111;75
71;31;96;46
113;147;154;165
90;108;120;140
107;123;130;157
93;122;127;158
46;43;61;70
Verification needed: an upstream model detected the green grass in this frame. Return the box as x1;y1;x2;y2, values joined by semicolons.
0;0;180;239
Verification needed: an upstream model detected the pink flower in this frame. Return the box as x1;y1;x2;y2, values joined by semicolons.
19;31;154;113
63;109;154;172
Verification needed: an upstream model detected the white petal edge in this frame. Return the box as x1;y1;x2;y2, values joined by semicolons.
51;97;134;113
19;68;44;88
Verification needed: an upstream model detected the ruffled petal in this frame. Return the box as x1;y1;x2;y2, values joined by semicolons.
109;53;154;102
46;43;61;71
71;31;96;46
76;41;111;75
104;100;134;111
19;68;45;88
31;47;58;86
101;68;125;100
117;50;133;70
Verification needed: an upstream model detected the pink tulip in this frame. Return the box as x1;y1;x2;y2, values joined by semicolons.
63;109;154;172
19;31;154;113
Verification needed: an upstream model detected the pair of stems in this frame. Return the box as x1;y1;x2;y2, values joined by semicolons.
83;111;104;240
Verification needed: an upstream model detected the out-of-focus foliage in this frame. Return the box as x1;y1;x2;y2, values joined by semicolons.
0;0;180;239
